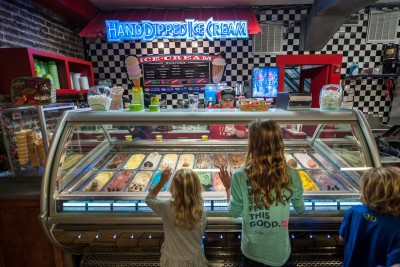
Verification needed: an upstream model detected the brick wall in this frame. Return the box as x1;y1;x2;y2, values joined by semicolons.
0;0;84;59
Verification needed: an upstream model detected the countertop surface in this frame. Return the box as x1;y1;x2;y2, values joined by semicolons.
0;177;42;199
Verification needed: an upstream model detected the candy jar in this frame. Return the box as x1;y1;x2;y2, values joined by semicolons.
319;84;343;110
87;85;112;111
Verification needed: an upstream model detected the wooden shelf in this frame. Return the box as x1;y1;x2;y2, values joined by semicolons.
56;89;88;95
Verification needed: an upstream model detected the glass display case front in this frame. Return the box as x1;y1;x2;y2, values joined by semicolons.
0;103;75;176
40;108;380;252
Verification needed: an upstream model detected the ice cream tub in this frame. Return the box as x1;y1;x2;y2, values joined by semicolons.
140;152;162;171
297;170;320;191
176;154;195;169
62;154;84;170
147;171;171;192
156;135;163;141
330;170;359;191
125;135;132;142
104;153;130;170
158;153;178;170
81;171;115;192
103;170;134;192
285;153;301;169
213;153;229;169
201;135;208;141
197;171;213;191
307;170;345;191
212;172;225;192
94;154;113;169
127;171;153;192
195;154;212;169
123;154;146;170
293;153;320;169
228;153;245;170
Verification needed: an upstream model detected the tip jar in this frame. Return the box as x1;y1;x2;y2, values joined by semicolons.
87;85;112;111
319;84;343;110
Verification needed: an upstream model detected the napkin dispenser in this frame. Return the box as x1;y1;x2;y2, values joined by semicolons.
276;92;312;110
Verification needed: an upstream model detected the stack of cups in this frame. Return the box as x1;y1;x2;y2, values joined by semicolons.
72;73;81;90
48;61;60;89
70;73;75;89
79;76;89;90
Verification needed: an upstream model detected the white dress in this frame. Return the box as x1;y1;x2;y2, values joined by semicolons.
145;193;209;267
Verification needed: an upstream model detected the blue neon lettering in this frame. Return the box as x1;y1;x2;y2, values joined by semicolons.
105;19;248;42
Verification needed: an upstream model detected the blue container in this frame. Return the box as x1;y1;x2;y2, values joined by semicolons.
204;84;217;104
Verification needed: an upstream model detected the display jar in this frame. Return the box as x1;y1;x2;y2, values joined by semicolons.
87;85;112;111
319;84;343;110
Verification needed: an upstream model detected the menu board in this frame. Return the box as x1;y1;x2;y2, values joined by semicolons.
143;62;210;93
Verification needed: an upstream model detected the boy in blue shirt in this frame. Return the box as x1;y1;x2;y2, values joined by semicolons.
340;167;400;267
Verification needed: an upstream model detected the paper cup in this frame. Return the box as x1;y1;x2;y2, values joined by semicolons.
201;135;208;141
129;104;142;112
125;135;132;142
156;135;163;141
149;105;159;112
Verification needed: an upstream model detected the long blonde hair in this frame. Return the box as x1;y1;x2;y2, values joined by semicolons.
169;168;205;230
360;167;400;219
245;119;292;208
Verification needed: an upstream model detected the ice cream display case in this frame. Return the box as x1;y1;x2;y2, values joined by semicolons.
40;108;380;254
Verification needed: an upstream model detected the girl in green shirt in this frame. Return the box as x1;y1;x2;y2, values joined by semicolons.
219;119;305;267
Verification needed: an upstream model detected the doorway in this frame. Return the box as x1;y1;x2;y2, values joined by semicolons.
276;54;343;108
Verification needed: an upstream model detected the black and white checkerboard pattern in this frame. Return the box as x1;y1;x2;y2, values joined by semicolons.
87;6;399;123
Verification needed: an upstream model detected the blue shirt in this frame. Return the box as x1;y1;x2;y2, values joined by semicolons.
228;167;305;266
340;204;400;267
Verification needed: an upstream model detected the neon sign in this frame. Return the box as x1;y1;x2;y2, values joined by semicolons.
106;18;248;42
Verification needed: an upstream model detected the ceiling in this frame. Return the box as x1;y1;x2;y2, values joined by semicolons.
31;0;398;50
88;0;395;9
89;0;314;9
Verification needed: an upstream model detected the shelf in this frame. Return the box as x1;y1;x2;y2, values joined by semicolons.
0;48;94;96
345;74;399;79
56;89;88;95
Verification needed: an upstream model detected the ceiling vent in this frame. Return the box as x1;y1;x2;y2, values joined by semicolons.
253;24;283;54
367;9;400;43
343;14;360;25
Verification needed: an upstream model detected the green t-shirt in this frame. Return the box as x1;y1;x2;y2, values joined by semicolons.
228;167;305;266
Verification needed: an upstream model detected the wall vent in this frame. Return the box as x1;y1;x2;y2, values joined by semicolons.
253;24;283;54
367;9;400;43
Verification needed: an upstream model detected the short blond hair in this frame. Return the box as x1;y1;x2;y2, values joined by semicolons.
360;167;400;219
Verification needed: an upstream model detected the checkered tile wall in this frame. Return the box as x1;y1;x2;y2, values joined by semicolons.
86;6;399;123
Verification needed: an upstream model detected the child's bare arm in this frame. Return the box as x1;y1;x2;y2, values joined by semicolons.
148;167;172;196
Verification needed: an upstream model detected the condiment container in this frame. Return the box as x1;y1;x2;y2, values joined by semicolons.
87;85;112;111
319;84;343;110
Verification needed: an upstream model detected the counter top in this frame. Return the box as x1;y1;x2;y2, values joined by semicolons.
0;177;41;199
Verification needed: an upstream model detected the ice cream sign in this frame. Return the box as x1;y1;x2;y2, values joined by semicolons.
105;18;248;42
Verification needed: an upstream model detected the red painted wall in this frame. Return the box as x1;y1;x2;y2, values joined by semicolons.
276;54;343;108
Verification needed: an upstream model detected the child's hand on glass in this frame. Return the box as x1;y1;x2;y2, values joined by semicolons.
219;164;232;190
161;167;172;183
